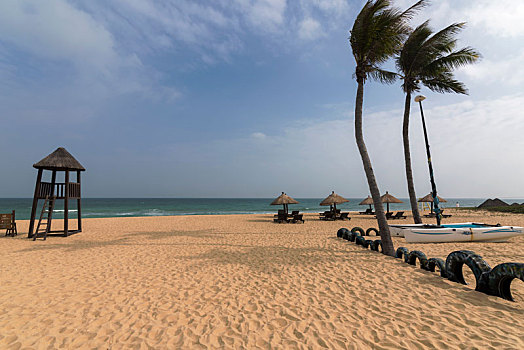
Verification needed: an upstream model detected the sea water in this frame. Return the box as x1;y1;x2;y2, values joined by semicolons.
0;198;520;220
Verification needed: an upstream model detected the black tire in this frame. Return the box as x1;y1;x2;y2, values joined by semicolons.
337;228;350;239
407;250;428;270
349;232;358;242
395;247;409;262
371;240;382;252
363;239;373;249
355;236;365;246
445;250;492;291
487;263;524;301
366;227;379;236
351;227;365;236
427;258;447;278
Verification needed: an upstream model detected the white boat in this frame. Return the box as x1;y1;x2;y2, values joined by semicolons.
389;222;524;243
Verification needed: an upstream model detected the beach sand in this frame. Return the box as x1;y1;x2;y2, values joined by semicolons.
1;209;523;349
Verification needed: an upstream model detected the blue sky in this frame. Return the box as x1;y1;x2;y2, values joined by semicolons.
1;0;523;198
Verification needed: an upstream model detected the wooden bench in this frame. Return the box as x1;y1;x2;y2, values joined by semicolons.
1;210;17;237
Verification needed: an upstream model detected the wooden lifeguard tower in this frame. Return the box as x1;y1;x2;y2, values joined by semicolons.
28;147;85;239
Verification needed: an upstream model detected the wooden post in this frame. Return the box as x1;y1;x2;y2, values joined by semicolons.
64;170;69;237
28;169;43;238
48;170;57;232
77;170;82;232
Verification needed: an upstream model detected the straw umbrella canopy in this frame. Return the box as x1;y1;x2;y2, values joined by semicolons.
381;191;403;213
271;192;299;214
320;191;349;212
359;195;374;210
418;193;447;212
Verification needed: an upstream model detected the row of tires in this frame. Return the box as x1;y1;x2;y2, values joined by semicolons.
337;227;524;301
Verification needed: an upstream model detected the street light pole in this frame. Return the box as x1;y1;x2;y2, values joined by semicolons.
415;95;441;226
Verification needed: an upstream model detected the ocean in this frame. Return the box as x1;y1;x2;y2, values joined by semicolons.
1;197;522;220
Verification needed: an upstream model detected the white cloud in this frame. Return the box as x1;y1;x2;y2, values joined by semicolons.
461;49;524;86
312;0;349;14
0;0;117;72
465;0;524;38
298;17;324;40
153;93;524;197
251;132;267;139
236;0;287;33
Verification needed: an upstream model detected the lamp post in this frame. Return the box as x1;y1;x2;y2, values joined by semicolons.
415;95;441;226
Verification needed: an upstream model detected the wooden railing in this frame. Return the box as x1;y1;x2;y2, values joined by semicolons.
38;182;81;199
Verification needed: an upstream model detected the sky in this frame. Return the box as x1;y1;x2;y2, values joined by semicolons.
0;0;523;198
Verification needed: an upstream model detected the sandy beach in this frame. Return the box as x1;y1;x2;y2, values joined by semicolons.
1;209;523;349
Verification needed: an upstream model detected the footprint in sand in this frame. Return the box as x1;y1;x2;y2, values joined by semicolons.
271;318;288;328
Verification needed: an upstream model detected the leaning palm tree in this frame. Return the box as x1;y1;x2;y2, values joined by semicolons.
350;0;426;256
396;21;480;224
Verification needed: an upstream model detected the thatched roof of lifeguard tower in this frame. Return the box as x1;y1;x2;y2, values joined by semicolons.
320;191;349;206
33;147;85;171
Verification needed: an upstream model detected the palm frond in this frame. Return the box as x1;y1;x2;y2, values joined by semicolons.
422;75;468;94
420;23;466;55
399;0;428;21
369;68;398;84
395;19;480;95
424;47;481;72
350;0;425;81
396;20;433;75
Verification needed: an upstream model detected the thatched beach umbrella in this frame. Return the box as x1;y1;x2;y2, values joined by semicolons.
418;193;447;212
381;191;403;213
359;195;374;210
271;192;299;214
320;191;349;212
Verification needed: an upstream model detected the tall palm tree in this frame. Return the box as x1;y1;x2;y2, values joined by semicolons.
396;21;480;224
350;0;426;256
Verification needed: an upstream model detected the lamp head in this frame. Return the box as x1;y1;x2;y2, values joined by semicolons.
414;95;426;102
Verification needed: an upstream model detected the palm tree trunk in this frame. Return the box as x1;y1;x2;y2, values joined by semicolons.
354;78;395;256
403;92;422;224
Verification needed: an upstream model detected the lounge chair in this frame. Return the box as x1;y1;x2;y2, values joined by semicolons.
273;212;289;223
319;211;335;221
440;209;452;218
291;214;304;223
359;208;374;215
391;211;406;219
424;210;452;218
338;212;351;221
383;212;394;220
1;210;17;237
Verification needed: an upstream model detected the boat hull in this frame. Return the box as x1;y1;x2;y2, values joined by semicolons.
391;223;523;243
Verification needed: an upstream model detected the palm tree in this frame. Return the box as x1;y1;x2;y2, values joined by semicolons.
396;21;480;224
350;0;426;256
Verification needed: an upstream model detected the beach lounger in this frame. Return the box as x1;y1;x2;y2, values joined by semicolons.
273;212;289;223
291;214;304;223
424;210;452;218
359;208;374;215
319;211;335;221
391;211;406;219
338;212;350;221
1;210;17;237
